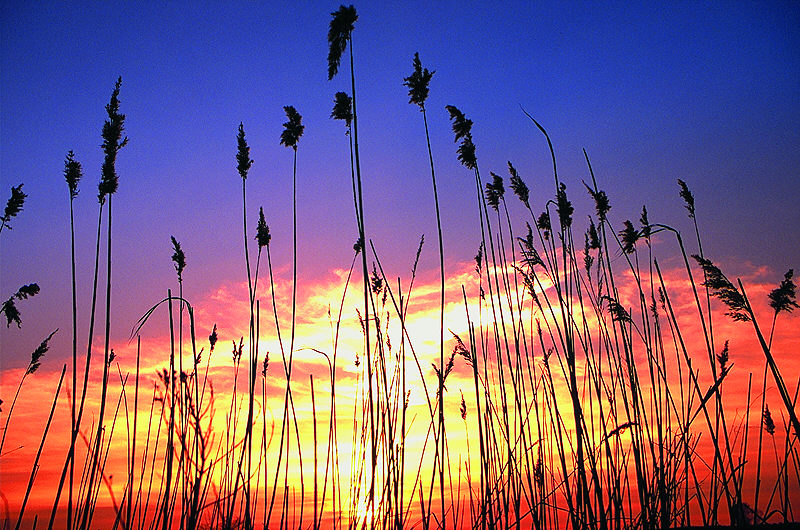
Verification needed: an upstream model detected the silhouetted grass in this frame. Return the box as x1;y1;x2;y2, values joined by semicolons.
1;6;798;530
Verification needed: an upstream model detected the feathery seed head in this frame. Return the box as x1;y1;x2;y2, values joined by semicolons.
1;184;27;231
485;172;504;210
236;123;253;180
27;329;57;375
403;52;434;108
677;179;695;219
639;205;651;240
445;105;472;142
170;236;186;282
717;340;729;371
763;404;776;435
327;5;357;80
209;324;218;352
64;151;82;200
536;211;551;240
583;182;610;222
507;161;529;208
256;207;271;248
280;105;304;150
556;183;573;228
331;91;353;128
693;255;750;321
619;220;639;254
98;77;127;203
768;269;798;314
587;218;600;250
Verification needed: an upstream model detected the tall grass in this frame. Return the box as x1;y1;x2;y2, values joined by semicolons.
1;6;798;530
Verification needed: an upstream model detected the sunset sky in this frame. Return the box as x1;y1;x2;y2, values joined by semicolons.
1;1;799;526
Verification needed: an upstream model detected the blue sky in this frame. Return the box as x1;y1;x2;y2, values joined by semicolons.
2;0;799;367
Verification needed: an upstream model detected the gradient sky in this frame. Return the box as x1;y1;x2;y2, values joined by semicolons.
1;1;800;523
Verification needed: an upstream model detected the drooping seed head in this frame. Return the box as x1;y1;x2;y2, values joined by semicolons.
507;161;529;208
27;329;58;375
485;172;504;210
327;5;358;80
1;184;27;230
677;179;695;219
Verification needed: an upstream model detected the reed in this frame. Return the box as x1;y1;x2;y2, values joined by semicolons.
2;7;798;530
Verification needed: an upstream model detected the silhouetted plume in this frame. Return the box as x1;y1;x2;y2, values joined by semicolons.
331;91;353;127
98;77;128;203
459;392;467;420
261;352;270;377
485;172;504;210
27;329;58;375
256;207;270;248
280;105;304;150
445;105;478;169
170;236;186;283
1;184;27;232
327;5;357;80
445;105;472;141
450;332;473;367
717;340;730;371
536;211;551;240
768;269;798;314
507;161;529;209
64;151;82;199
583;233;594;274
639;205;651;240
556;182;573;228
587;218;600;250
474;245;483;274
2;283;40;328
692;255;750;321
583;182;610;222
677;179;695;219
403;52;434;108
763;404;776;435
619;220;639;253
519;223;543;268
236;123;253;180
603;296;632;323
209;324;218;352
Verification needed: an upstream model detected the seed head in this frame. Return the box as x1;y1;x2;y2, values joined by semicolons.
280;105;304;150
98;77;127;203
236;123;253;180
64;151;82;200
170;236;186;283
768;269;798;314
27;329;58;375
1;184;27;231
256;207;271;248
619;220;639;254
331;91;353;128
403;52;434;109
327;5;358;80
507;161;529;208
677;179;695;219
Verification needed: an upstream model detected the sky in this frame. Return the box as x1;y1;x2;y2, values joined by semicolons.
1;0;799;526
